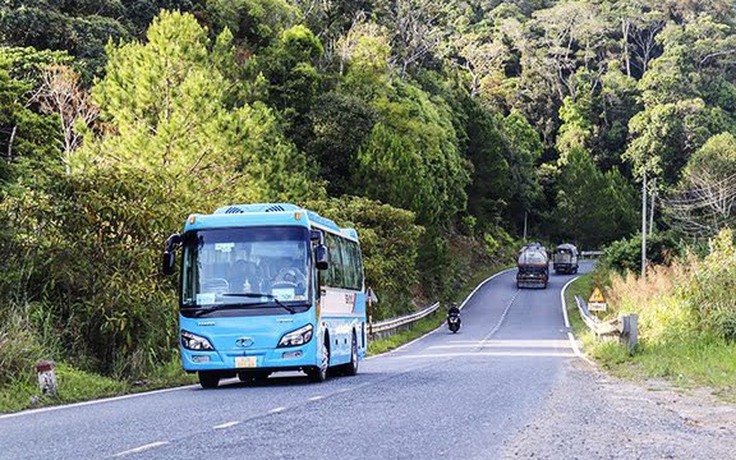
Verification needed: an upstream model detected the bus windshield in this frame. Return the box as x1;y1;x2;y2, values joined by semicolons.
181;227;310;310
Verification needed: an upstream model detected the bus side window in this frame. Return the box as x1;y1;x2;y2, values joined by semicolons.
351;242;364;290
345;240;359;289
325;233;341;288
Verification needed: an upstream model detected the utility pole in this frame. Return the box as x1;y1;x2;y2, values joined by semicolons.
649;177;656;236
641;173;647;278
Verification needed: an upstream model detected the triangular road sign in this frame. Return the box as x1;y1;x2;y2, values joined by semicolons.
589;286;606;304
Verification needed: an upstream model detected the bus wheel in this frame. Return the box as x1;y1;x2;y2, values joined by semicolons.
198;372;220;389
342;333;359;377
308;339;330;383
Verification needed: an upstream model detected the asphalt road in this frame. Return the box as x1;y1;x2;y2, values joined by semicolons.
0;264;589;459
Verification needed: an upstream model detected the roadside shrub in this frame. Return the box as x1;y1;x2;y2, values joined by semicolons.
686;229;736;340
600;232;681;274
608;228;736;344
0;307;45;386
608;262;698;343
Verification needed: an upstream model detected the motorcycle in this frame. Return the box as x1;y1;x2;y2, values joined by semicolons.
447;305;461;333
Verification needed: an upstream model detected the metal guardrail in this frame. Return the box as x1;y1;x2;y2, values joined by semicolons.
574;295;638;352
580;250;604;259
370;302;441;339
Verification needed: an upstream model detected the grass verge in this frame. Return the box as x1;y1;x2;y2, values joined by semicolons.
564;274;736;402
0;360;196;414
367;264;512;356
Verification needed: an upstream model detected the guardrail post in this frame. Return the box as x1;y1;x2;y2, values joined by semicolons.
619;314;638;353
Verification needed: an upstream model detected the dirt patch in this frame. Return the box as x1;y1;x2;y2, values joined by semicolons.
504;359;736;459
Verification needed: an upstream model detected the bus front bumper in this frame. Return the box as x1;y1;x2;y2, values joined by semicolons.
181;341;319;373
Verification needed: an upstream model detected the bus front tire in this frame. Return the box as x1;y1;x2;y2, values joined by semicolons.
307;340;330;383
198;372;220;389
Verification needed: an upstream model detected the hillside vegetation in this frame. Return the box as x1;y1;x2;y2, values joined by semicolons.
2;0;736;402
570;230;736;398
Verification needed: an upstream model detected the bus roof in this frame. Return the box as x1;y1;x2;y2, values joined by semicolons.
184;203;359;242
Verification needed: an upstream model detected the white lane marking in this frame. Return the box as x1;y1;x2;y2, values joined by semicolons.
391;351;578;359
366;268;516;360
428;339;573;350
213;421;240;429
560;276;579;329
0;384;200;420
560;275;593;363
458;268;517;311
269;407;286;414
476;290;520;347
308;395;324;401
113;441;169;457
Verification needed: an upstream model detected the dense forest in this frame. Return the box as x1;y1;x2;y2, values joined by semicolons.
2;0;736;388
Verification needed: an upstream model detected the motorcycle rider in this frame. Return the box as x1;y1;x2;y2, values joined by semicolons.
447;303;461;332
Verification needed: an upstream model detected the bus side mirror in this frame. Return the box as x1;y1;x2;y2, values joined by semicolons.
162;232;182;276
315;244;329;270
162;251;176;276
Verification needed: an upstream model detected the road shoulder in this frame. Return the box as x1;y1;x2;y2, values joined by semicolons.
504;359;736;459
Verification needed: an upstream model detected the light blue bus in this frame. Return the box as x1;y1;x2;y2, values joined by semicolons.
162;203;367;388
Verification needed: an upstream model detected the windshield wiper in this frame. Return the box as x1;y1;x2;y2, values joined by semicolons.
182;303;263;317
221;293;297;314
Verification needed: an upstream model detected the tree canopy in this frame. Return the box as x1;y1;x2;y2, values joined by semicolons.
3;0;736;385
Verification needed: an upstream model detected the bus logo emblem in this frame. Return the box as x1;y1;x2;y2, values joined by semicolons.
235;337;254;348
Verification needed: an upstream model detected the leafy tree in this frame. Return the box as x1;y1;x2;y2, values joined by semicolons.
451;91;512;233
667;132;736;236
498;110;543;229
595;61;641;170
86;11;322;202
0;1;130;77
625;98;727;184
260;24;324;149
204;0;295;49
304;91;376;195
353;80;470;224
552;147;638;248
0;67;60;182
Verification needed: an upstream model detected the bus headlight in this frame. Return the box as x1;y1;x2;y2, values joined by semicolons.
277;324;313;348
181;330;215;351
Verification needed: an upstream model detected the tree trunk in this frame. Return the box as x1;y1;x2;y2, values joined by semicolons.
622;19;631;77
7;125;17;161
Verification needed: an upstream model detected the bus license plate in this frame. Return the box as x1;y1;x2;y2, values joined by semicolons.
235;357;257;368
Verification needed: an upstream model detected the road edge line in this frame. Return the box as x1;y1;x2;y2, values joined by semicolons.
366;267;516;360
560;276;592;363
0;383;200;420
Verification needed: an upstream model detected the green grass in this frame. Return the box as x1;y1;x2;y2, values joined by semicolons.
565;275;736;401
368;264;512;356
368;311;445;356
0;361;196;414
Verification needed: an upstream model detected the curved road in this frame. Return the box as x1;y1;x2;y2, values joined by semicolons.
0;264;590;459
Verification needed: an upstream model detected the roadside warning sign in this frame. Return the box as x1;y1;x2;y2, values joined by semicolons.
366;287;379;304
588;286;607;312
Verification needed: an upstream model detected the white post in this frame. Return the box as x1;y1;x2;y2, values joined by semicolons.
641;173;647;278
36;360;57;395
523;211;528;241
649;177;656;236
